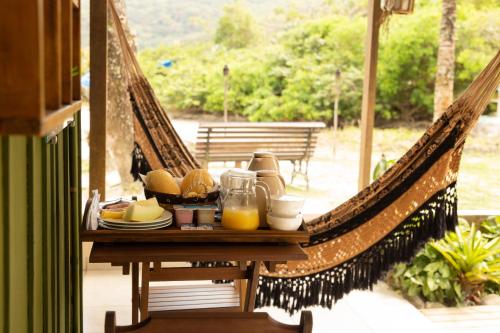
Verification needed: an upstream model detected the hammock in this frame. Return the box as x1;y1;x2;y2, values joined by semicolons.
108;0;500;314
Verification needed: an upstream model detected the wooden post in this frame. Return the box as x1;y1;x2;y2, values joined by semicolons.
358;0;382;190
223;65;229;122
89;0;107;198
332;69;341;156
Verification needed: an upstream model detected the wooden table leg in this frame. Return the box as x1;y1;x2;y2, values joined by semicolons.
131;262;139;324
140;262;150;321
236;261;247;311
238;279;248;311
244;260;261;312
122;263;130;275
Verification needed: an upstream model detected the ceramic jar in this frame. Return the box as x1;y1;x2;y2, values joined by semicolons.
248;152;280;173
255;170;286;227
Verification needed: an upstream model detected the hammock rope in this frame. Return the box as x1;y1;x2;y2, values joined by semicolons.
108;0;500;314
108;0;200;178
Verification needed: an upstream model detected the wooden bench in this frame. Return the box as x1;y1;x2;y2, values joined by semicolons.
195;122;325;188
105;310;313;333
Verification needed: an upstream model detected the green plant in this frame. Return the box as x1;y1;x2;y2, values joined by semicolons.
480;216;500;239
389;244;462;306
389;219;500;306
481;217;500;294
430;222;500;303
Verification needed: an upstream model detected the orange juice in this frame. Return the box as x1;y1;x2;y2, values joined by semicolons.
221;207;259;230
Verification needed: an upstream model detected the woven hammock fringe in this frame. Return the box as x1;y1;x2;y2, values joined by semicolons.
255;183;458;314
131;143;152;182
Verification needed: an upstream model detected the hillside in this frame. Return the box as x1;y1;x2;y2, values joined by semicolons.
81;0;329;49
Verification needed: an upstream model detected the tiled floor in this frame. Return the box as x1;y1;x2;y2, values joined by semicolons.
83;266;440;333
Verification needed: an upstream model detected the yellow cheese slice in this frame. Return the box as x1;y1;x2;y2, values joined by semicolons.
136;197;159;207
123;203;164;222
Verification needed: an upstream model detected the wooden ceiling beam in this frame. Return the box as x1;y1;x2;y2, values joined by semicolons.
89;0;108;199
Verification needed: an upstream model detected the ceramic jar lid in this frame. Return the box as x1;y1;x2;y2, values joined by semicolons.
253;151;275;158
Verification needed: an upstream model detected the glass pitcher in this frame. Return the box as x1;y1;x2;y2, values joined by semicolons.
221;174;266;231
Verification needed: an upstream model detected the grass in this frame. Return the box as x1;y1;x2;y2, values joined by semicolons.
458;152;499;210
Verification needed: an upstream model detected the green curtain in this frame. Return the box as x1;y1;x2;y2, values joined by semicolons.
0;113;82;333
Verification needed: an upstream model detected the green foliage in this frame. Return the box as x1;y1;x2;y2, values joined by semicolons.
137;1;499;122
390;245;462;306
480;216;500;240
389;219;500;306
214;1;259;49
377;8;440;121
251;16;366;122
431;222;500;286
455;7;500;115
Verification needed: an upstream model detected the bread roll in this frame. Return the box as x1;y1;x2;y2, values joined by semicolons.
146;169;181;195
180;169;214;198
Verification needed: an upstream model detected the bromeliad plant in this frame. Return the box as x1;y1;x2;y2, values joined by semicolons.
430;221;500;304
388;218;500;306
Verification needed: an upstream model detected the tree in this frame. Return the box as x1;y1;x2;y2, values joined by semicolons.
433;0;456;120
107;0;136;185
214;1;259;49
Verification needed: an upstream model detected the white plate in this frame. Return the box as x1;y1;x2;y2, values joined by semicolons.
99;219;172;230
99;224;171;231
101;218;172;228
99;210;172;225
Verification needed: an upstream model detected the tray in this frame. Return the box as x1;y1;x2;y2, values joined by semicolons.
80;221;309;244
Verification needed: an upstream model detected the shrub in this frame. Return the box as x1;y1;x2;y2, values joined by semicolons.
388;218;500;306
390;245;462;306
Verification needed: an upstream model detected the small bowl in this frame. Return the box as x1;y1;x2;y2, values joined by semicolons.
269;194;305;218
266;213;303;231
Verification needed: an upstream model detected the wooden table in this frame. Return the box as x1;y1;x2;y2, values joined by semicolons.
89;242;307;323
